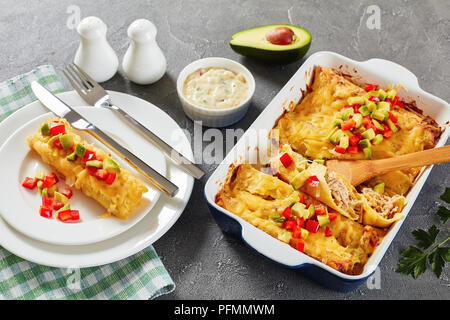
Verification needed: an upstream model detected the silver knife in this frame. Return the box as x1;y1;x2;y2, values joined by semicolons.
31;81;179;197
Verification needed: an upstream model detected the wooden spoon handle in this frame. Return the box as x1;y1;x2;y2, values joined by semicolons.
372;145;450;176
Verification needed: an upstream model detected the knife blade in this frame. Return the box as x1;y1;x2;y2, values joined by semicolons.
31;81;179;197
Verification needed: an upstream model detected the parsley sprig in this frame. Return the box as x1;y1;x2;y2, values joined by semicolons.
396;188;450;279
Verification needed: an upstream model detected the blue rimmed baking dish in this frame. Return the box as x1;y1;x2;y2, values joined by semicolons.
204;51;450;292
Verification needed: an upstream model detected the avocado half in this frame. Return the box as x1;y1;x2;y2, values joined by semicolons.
229;24;311;63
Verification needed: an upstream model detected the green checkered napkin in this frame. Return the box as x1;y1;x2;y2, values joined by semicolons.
0;65;175;299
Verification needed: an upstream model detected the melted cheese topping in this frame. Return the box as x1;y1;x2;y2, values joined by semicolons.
272;66;439;195
183;67;249;109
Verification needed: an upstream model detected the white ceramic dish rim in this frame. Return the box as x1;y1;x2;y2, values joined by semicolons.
0;90;194;268
205;51;450;281
176;57;256;115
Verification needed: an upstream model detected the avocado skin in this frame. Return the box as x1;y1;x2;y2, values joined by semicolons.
230;41;311;63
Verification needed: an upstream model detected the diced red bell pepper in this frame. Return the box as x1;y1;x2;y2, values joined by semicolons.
299;193;305;204
282;206;292;219
93;169;108;180
334;146;347;154
296;239;305;253
279;152;294;168
393;96;405;108
105;172;117;185
368;96;380;102
385;98;393;106
328;213;338;221
49;124;66;136
388;112;398;123
362;116;372;127
353;104;360;113
306;175;320;187
349;135;360;146
87;166;98;176
61;188;73;199
365;122;378;134
81;149;96;164
369;236;379;248
343;105;353;109
306;201;312;209
325;226;332;237
383;129;393;138
292;226;301;239
365;84;377;92
39;206;52;218
341;119;356;131
42;175;57;188
306;220;320;233
52;201;65;211
58;210;80;222
22;177;37;189
297;217;305;229
314;205;327;215
347;146;359;154
42;196;53;207
49;172;59;183
53;138;63;149
283;220;297;231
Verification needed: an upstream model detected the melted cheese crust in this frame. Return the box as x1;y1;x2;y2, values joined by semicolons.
272;66;439;195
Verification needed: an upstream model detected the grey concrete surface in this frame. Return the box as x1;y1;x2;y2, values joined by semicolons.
1;0;449;299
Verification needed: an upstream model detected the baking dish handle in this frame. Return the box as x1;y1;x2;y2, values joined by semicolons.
241;223;308;267
361;58;419;89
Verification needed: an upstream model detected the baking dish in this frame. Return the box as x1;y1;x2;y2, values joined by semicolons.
204;51;450;291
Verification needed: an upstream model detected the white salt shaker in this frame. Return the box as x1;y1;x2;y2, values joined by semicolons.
122;19;166;85
74;16;119;83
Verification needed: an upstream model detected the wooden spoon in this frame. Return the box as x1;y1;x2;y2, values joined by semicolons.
326;145;450;186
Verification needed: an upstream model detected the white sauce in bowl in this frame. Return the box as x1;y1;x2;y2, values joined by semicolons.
182;67;249;110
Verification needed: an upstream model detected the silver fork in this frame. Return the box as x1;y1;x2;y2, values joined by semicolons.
62;63;204;179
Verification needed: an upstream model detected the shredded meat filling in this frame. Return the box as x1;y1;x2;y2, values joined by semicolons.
326;172;363;216
362;188;403;219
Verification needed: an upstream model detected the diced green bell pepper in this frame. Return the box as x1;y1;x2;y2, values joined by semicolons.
278;231;292;243
347;96;365;105
352;113;363;128
363;146;373;159
342;108;354;121
372;134;384;145
386;119;398;132
66;151;77;161
317;214;330;227
290;171;311;189
75;143;86;157
373;182;385;194
86;160;103;168
386;89;397;100
59;134;74;150
40;123;50;136
362;128;376;140
359;105;370;116
339;135;349;148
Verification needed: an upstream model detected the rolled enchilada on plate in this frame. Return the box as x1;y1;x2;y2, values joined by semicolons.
216;66;441;275
27;117;148;219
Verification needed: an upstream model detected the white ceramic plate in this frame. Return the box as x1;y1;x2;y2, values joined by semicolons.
0;91;194;267
0;110;165;245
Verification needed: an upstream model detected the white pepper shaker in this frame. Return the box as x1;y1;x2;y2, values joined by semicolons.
122;19;166;85
74;16;119;83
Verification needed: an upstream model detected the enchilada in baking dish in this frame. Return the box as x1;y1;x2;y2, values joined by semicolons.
216;66;441;275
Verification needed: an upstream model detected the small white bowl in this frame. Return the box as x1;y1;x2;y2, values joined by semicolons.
176;57;255;127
